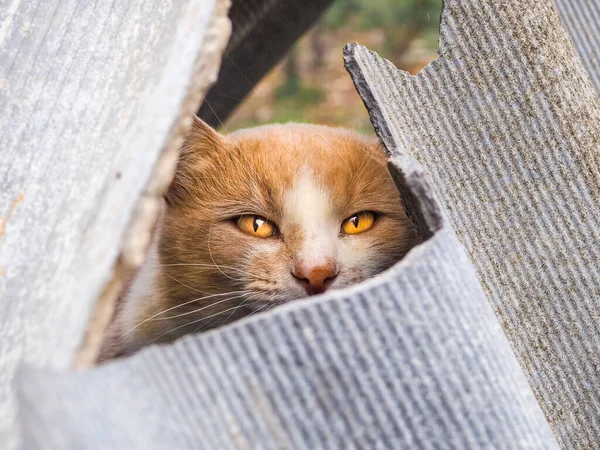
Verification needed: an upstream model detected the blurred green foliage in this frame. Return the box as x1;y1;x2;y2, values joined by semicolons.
325;0;442;31
226;0;443;131
326;0;442;61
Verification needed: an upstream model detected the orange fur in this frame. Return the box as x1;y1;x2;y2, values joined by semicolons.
104;118;420;357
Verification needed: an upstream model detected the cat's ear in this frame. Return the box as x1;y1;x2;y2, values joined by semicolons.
165;116;223;206
187;115;223;148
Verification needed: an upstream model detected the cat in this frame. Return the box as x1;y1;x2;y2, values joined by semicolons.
100;117;419;360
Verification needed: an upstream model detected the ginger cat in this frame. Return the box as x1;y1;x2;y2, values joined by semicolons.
101;118;419;360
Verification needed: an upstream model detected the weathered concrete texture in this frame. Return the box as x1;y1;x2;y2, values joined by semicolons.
0;0;231;448
554;0;600;93
198;0;334;126
345;0;600;447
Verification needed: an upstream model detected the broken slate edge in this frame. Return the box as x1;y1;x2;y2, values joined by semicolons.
342;0;600;447
73;0;233;370
0;0;230;448
344;43;444;240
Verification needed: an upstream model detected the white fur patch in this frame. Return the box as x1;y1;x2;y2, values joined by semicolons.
283;168;338;266
118;217;162;350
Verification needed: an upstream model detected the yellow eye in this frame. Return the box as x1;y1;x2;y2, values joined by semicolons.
341;211;376;235
236;215;276;238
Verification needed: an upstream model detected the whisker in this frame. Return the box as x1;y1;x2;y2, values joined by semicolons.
163;272;211;294
116;290;250;341
150;293;250;321
225;51;259;96
204;99;230;134
216;93;246;101
192;295;253;333
147;304;249;345
207;219;241;282
221;296;253;323
245;303;271;319
159;263;267;281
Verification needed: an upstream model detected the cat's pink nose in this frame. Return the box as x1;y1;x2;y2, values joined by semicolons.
292;262;338;295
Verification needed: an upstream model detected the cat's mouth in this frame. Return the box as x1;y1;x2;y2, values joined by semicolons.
246;275;366;307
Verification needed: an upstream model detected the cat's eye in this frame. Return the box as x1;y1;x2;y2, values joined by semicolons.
236;215;276;238
341;211;376;235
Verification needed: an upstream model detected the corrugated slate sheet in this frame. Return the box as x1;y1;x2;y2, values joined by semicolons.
17;161;557;450
0;0;231;448
555;0;600;92
344;0;600;447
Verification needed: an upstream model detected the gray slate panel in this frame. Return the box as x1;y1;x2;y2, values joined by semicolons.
555;0;600;92
344;0;600;447
0;0;231;448
17;159;558;449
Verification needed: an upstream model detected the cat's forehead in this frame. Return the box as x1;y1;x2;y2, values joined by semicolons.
220;124;399;215
181;123;401;220
226;124;385;184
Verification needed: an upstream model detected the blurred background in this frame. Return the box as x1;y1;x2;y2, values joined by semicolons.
225;0;442;134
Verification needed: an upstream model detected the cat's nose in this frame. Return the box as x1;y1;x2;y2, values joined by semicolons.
292;262;338;295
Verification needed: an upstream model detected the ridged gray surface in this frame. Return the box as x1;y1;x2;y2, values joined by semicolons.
344;0;600;448
17;159;558;448
555;0;600;92
0;0;230;448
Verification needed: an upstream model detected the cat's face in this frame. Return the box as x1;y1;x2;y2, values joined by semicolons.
154;119;418;336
